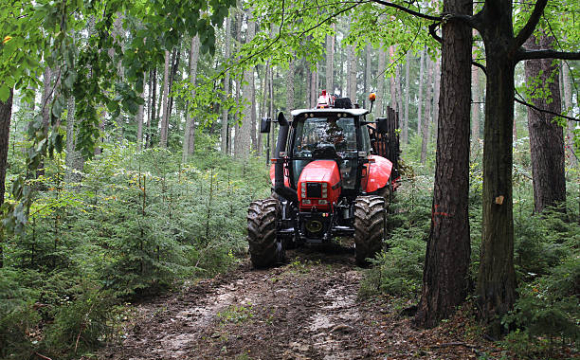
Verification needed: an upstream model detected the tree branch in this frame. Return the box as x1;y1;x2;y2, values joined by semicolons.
515;90;579;122
513;0;548;48
472;61;487;76
429;22;442;44
370;0;442;21
517;49;580;61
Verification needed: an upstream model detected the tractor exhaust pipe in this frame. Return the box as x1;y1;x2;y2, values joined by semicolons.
274;112;298;203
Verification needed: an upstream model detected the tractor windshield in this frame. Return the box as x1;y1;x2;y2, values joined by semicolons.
291;117;358;189
293;117;357;159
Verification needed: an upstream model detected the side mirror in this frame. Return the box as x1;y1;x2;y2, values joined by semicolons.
260;117;271;133
278;112;289;127
376;117;388;133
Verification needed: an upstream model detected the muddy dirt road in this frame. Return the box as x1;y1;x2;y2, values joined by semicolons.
102;248;486;360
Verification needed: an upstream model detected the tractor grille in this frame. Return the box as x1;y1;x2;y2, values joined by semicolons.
306;183;322;198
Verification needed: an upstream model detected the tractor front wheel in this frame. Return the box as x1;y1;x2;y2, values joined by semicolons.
247;198;285;268
354;195;386;266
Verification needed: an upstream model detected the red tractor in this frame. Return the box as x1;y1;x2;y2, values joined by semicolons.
248;91;400;267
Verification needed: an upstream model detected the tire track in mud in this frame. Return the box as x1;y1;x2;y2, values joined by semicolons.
102;249;484;360
103;249;381;360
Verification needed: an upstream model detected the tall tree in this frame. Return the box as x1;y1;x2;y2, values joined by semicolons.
404;51;411;135
376;47;387;117
347;43;357;100
159;50;171;148
417;48;425;135
183;35;201;162
236;13;256;160
524;34;566;213
415;0;472;327
0;88;13;268
471;50;481;143
221;17;232;155
420;57;433;164
561;62;577;166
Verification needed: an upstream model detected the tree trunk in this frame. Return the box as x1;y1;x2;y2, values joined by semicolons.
221;17;232;155
471;50;481;143
159;50;171;148
259;60;271;157
38;66;53;176
415;0;472;328
561;62;576;166
365;44;372;104
420;57;433;164
0;88;13;268
477;4;518;333
326;28;335;94
404;51;411;135
136;73;145;152
417;48;425;135
270;67;276;159
286;58;296;113
182;35;201;162
236;15;255;160
388;46;397;109
65;96;84;185
376;48;386;117
146;68;157;149
524;34;566;213
432;57;441;140
347;44;357;101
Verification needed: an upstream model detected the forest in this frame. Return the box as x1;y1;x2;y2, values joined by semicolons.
0;0;579;359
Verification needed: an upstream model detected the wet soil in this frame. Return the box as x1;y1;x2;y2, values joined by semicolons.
101;247;497;360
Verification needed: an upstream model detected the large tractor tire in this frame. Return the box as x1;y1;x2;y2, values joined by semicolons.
247;197;285;268
353;195;386;266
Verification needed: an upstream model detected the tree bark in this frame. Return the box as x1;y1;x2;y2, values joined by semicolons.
415;0;472;328
524;34;566;213
182;35;201;162
159;50;171;148
477;3;518;334
0;88;13;268
432;57;441;139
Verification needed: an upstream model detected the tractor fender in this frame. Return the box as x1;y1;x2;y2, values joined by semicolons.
364;155;393;193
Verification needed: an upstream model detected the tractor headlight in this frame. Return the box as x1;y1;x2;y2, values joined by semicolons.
318;200;328;205
322;183;328;198
301;183;306;198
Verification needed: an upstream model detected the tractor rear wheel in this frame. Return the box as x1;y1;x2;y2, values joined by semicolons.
247;197;285;268
354;195;386;266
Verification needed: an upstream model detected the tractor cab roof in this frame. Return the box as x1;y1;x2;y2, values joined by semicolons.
290;108;369;118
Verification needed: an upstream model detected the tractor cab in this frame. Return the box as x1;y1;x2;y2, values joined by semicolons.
249;91;400;268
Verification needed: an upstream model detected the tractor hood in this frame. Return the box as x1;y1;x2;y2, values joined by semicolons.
297;160;341;211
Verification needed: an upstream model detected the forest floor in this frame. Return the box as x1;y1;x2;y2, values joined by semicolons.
100;246;504;360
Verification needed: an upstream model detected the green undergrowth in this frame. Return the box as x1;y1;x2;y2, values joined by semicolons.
360;158;580;358
0;143;270;359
